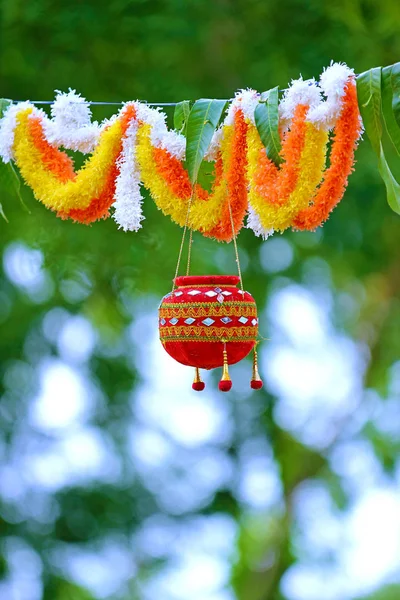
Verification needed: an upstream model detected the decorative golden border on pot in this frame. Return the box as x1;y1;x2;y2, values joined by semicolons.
159;304;257;319
160;301;255;309
159;325;258;341
173;284;243;289
162;336;257;343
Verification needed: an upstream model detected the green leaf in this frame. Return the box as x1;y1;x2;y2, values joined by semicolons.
0;160;18;194
376;146;400;214
0;98;12;118
174;100;191;134
357;68;400;215
254;86;282;166
357;68;382;154
0;99;31;215
0;202;8;222
391;62;400;129
185;98;227;184
0;160;30;214
381;65;400;156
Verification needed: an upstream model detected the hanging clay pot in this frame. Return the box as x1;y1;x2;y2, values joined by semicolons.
158;275;263;391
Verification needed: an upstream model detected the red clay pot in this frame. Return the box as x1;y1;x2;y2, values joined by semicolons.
159;275;258;370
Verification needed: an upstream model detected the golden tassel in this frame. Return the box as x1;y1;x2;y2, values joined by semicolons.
192;367;205;392
250;346;263;389
219;343;232;392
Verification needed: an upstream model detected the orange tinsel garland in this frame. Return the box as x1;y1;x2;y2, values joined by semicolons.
61;105;137;224
61;158;120;223
152;145;209;202
27;116;75;183
27;105;137;224
253;104;308;206
293;81;360;230
205;109;248;241
152;146;191;199
150;109;248;242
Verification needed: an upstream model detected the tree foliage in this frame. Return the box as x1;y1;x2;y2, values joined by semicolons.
1;1;400;599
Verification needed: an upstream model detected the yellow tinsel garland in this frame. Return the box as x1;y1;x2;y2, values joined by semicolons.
247;122;328;232
13;108;123;212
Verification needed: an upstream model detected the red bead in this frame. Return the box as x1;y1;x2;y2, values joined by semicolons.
218;380;232;392
192;381;205;392
250;379;263;390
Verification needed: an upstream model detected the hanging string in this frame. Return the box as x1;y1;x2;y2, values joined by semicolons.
173;195;244;290
186;228;193;276
172;190;195;291
227;200;244;293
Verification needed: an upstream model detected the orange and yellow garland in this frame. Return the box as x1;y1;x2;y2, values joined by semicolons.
0;65;362;239
293;81;360;230
246;104;328;233
136;108;248;242
12;105;137;224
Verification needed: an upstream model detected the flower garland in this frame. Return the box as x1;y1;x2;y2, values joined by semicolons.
135;101;248;242
246;113;329;232
293;80;361;230
205;108;248;241
43;90;102;154
112;113;144;232
0;62;361;239
10;105;136;224
246;64;361;235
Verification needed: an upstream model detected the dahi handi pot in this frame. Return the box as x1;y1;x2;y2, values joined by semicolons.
158;275;263;391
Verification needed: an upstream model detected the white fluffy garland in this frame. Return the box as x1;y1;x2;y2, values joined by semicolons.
134;102;186;159
247;207;274;240
43;89;101;153
112;101;187;231
307;62;355;129
279;78;322;127
112;104;144;232
0;101;33;163
279;62;355;130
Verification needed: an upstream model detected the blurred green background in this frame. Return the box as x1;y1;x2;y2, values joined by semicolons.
1;1;400;599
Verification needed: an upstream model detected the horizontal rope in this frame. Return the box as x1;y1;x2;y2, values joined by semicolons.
10;100;232;107
6;76;360;107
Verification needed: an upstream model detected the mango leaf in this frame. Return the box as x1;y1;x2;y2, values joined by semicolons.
357;68;382;152
185;98;227;184
391;62;400;129
174;100;191;134
0;98;15;220
0;99;30;215
0;161;13;221
0;202;8;222
0;160;29;213
381;65;400;156
357;68;400;215
376;147;400;214
255;86;282;166
0;98;12;118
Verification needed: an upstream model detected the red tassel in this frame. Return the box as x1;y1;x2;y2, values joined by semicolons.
192;381;205;391
250;379;263;390
192;368;205;392
219;379;232;392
